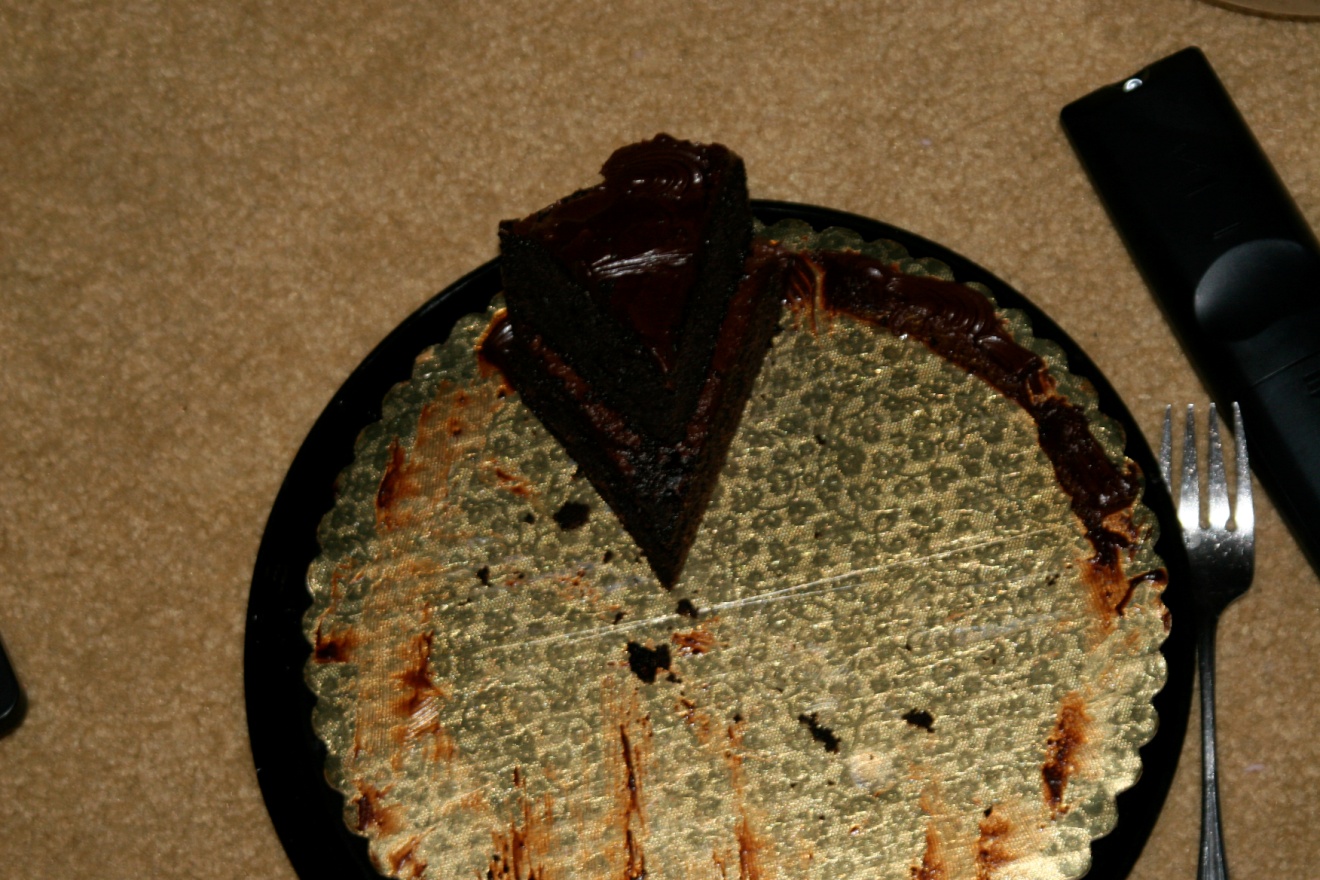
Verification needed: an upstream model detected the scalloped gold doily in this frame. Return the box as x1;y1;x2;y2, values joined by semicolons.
304;226;1167;880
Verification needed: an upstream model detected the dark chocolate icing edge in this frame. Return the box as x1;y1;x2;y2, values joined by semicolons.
502;134;736;373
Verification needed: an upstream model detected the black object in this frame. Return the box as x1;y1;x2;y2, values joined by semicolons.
0;633;25;737
245;201;1193;880
1062;46;1320;572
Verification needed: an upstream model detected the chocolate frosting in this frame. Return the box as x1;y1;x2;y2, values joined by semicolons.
479;240;787;476
503;134;731;372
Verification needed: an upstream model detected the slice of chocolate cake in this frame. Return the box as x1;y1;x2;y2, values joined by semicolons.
481;135;785;587
496;134;757;441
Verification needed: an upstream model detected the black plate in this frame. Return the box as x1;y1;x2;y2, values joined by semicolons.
245;200;1194;880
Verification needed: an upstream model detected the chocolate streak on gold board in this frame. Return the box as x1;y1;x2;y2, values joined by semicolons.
304;221;1168;880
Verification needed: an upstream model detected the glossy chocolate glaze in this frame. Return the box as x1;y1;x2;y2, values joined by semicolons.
502;134;731;372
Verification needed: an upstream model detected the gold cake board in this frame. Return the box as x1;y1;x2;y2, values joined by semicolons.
245;202;1195;880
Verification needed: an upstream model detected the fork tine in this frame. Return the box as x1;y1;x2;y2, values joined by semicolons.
1159;405;1173;490
1207;403;1230;529
1232;401;1254;533
1179;403;1200;529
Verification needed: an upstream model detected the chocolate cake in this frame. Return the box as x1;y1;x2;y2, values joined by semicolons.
481;135;786;587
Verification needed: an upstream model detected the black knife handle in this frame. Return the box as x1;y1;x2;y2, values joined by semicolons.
1061;46;1320;571
0;633;25;737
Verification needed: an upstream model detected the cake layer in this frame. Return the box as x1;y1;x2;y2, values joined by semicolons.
481;241;787;587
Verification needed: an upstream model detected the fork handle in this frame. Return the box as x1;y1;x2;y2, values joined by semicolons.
1198;614;1229;880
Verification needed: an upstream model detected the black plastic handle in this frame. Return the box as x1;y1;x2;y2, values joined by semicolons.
0;633;24;737
1062;46;1320;572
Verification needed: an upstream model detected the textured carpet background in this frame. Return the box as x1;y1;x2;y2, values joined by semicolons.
2;2;1317;878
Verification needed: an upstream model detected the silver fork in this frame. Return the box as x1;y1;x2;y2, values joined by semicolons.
1160;402;1255;880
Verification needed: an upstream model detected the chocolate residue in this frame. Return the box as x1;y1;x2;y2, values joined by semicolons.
798;712;841;753
671;627;716;656
374;383;503;531
446;390;470;435
374;439;414;528
675;598;700;618
552;501;591;530
902;709;935;732
974;807;1014;880
1116;569;1168;617
1042;692;1090;816
598;677;657;879
616;725;648;880
476;565;491;586
492;463;535;498
911;823;946;880
734;813;769;880
723;714;748;785
708;713;778;878
386;836;427;879
312;622;357;663
387;631;455;761
626;641;672;684
394;631;443;719
710;812;773;880
353;782;401;835
675;695;716;745
487;769;555;880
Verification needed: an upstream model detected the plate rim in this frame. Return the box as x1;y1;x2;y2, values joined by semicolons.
243;199;1194;880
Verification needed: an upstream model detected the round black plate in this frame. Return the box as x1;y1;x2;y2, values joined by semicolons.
244;201;1194;880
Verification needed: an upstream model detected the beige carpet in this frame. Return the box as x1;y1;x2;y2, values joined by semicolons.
2;1;1317;877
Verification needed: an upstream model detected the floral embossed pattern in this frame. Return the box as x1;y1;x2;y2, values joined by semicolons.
304;229;1167;880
